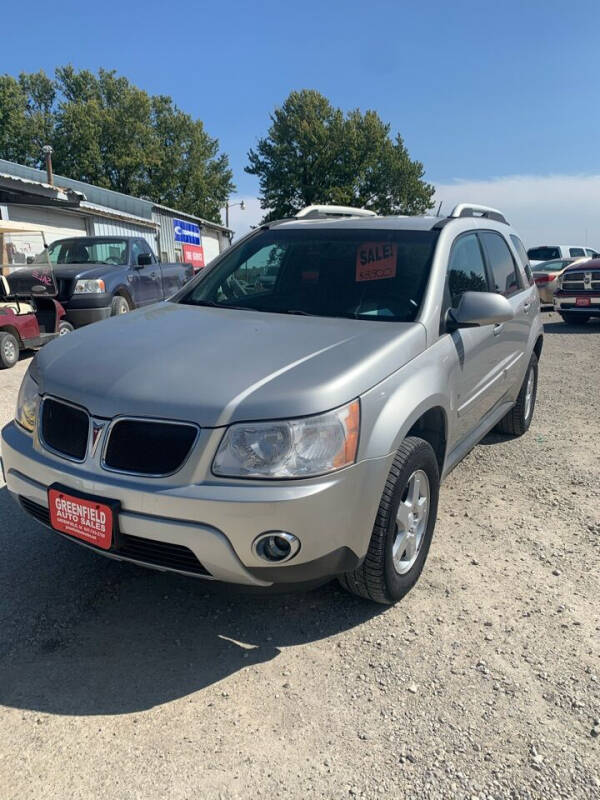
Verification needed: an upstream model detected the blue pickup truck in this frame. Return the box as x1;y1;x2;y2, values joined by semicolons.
46;236;194;327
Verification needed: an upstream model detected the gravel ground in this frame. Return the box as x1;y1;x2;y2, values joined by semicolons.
0;312;599;800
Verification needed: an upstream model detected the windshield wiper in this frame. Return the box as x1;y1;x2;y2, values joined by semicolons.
275;309;316;316
185;299;259;312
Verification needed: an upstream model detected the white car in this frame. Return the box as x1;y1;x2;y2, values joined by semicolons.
527;245;599;267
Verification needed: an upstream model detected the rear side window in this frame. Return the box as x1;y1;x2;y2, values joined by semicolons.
569;247;585;257
480;232;522;297
447;233;489;305
510;234;534;286
527;246;560;261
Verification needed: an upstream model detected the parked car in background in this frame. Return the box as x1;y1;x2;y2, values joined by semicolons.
554;258;600;324
527;244;599;267
532;257;589;305
2;203;543;605
46;236;194;327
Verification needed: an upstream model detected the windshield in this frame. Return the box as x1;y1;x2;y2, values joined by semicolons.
1;232;56;296
179;228;439;322
527;246;560;261
48;238;129;265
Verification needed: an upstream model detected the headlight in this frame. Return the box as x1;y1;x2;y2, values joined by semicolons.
213;400;360;479
15;370;40;433
73;279;105;294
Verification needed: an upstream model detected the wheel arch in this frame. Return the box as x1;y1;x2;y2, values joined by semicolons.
113;286;134;308
533;334;543;362
406;406;447;475
0;325;23;346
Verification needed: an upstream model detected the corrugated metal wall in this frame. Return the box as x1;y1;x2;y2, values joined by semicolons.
90;217;158;253
153;209;178;261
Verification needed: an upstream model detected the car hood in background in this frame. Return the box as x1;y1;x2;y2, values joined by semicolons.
35;302;426;427
52;263;124;282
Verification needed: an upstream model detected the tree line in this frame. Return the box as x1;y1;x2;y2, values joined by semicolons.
0;68;433;225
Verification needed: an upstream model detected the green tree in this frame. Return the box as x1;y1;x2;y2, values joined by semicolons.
246;89;434;221
0;66;233;222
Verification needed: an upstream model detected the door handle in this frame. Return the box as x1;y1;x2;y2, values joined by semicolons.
493;323;504;336
522;302;531;313
150;271;157;278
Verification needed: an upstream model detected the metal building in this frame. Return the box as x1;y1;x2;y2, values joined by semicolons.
0;159;232;266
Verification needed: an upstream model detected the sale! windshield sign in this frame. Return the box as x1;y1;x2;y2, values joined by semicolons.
356;242;397;282
173;219;202;245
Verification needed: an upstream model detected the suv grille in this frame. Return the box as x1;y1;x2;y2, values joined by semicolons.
103;419;198;475
41;398;89;461
19;497;211;577
562;272;585;291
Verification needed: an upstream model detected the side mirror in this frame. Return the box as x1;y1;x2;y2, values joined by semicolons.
137;253;152;267
447;291;514;331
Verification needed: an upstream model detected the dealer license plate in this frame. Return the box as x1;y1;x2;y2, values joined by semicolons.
48;486;117;550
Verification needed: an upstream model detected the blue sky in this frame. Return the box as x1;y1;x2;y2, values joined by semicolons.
1;0;600;243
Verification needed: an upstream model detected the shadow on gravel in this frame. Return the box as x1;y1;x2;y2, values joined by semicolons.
0;486;384;717
478;431;514;446
543;319;600;334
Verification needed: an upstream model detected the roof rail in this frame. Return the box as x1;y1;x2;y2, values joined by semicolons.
448;203;508;225
295;204;377;220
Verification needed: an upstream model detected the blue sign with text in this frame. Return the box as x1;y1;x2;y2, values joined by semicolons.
173;219;201;245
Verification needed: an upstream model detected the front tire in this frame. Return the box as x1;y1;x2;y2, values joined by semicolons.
495;353;538;437
58;320;74;335
0;332;20;369
111;295;130;316
339;437;440;604
560;312;589;325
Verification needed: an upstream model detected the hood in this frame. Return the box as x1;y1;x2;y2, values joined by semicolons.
36;302;426;427
53;263;123;281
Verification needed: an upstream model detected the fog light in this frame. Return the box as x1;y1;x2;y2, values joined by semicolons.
253;532;300;563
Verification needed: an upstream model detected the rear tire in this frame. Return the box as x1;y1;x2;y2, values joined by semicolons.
495;353;537;437
560;312;589;325
339;437;440;604
0;332;19;369
111;295;130;316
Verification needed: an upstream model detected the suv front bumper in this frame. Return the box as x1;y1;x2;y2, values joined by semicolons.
1;421;391;586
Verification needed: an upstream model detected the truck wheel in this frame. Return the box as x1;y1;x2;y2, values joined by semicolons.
339;437;439;604
0;332;20;369
560;312;589;325
111;296;130;316
58;321;74;335
495;353;538;437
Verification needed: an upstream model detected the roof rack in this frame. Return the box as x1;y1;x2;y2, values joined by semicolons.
448;203;508;225
294;205;377;220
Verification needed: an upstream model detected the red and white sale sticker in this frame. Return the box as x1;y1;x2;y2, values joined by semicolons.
48;489;113;550
356;242;397;282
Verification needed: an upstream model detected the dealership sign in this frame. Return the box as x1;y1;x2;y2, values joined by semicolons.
182;243;205;271
173;219;201;245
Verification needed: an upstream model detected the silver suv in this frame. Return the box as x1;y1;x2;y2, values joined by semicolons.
1;203;543;604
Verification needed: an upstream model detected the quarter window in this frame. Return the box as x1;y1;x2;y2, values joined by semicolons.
447;233;489;305
480;232;521;297
510;234;534;286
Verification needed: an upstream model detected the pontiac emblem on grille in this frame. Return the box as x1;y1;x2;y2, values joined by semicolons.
90;420;105;456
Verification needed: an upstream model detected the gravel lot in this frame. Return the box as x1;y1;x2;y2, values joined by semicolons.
0;312;599;800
